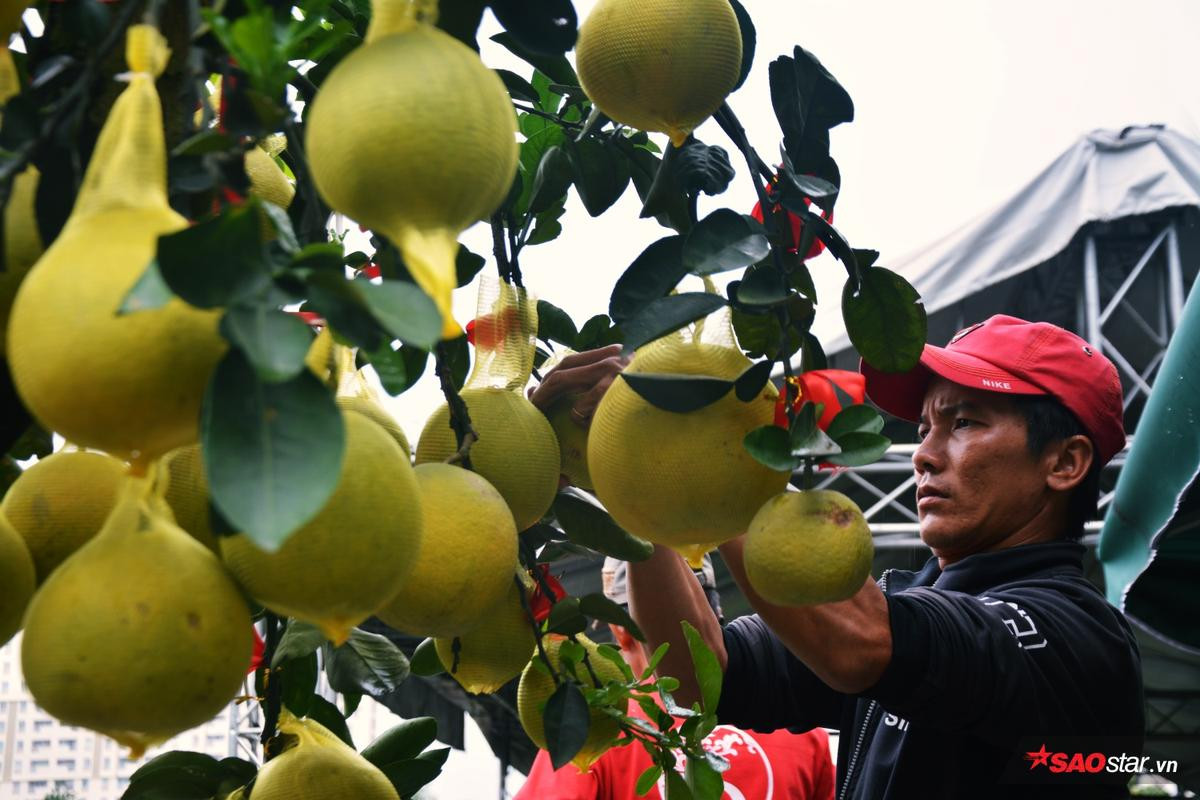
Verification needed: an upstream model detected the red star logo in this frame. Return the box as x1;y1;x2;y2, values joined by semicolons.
1025;744;1052;770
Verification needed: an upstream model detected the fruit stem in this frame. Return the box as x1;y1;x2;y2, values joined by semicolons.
514;569;560;687
802;459;815;491
433;341;476;469
258;613;284;759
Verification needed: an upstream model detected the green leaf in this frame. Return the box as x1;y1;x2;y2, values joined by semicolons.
620;373;733;414
734;359;773;402
409;638;446;676
529;144;574;215
528;194;567;246
558;638;586;669
629;143;691;233
365;343;410;396
496;68;540;104
515;115;566;215
488;0;578;56
609;235;687;325
825;431;891;467
292;242;346;272
805;213;857;282
843;266;927;373
271;620;327;668
825;404;885;439
567;137;631;217
202;350;345;551
157;203;271;309
361;718;438;768
220;306;314;383
306;695;355;749
553;491;654;561
790;413;841;459
326;628;411;697
579;593;645;641
491;32;577;85
736;264;790;306
343;691;363;717
546;597;587;636
442;334;471;390
576;314;624;349
800;332;827;371
302;271;386;352
171;129;238;156
637;765;664;796
742;425;797;472
672;139;736;197
455;244;487;287
727;0;755;92
681;621;722;713
538;540;596;562
544;681;591;770
643;642;670;680
356;279;443;350
682;210;770;276
279;651;319;717
665;767;695;800
381;756;444;799
852;248;881;269
537;299;578;347
128;751;222;786
731;308;801;361
595;643;637;681
686;755;725;800
118;259;173;315
620;293;727;353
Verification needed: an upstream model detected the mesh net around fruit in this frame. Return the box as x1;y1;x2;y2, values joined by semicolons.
464;274;539;393
367;0;439;42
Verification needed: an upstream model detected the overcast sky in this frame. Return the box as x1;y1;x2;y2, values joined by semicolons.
380;0;1200;445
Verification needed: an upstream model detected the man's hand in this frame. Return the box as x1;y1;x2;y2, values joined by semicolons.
528;344;629;428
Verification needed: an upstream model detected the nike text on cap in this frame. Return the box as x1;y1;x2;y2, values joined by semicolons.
859;314;1126;466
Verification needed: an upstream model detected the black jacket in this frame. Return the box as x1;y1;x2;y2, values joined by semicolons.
716;541;1144;799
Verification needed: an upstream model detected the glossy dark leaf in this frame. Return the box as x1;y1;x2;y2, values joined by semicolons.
307;695;355;748
609;235;687;325
843;267;926;373
271;620;327;668
742;425;796;472
492;31;577;87
825;431;891;467
686;754;725;800
568;138;631;217
683;210;769;276
576;314;624;350
202;350;344;551
157;204;270;309
537;299;578;347
489;0;578;55
455;244;487;287
529;144;573;215
800;332;827;371
681;621;722;713
326;628;411;697
734;359;773;402
731;308;800;361
553;491;654;562
790;406;841;458
579;593;645;641
727;0;755;92
673;139;736;197
631;142;692;233
355;279;442;350
361;717;438;768
435;0;488;48
409;638;446;677
637;765;664;796
852;248;881;270
292;242;346;272
279;651;319;717
302;271;386;352
547;597;587;635
735;264;789;306
496;68;540;104
220;306;314;383
825;404;885;439
365;343;410;396
545;681;591;770
666;767;695;800
441;334;471;390
381;756;444;799
805;213;857;283
118;259;173;315
620;293;727;352
621;372;733;414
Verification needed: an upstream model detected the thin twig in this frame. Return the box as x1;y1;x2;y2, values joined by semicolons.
258;613;283;758
433;341;476;469
511;102;584;130
490;213;511;283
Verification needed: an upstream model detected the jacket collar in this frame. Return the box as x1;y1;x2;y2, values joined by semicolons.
884;540;1087;595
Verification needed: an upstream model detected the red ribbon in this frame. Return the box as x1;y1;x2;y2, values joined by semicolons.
774;369;867;430
528;565;568;624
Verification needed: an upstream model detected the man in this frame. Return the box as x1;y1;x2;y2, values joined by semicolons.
600;315;1144;798
515;557;835;800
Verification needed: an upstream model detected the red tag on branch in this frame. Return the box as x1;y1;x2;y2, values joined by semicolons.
750;174;834;260
247;625;265;675
528;565;568;624
774;369;867;430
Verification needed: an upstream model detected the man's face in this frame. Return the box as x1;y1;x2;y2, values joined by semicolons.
913;377;1052;564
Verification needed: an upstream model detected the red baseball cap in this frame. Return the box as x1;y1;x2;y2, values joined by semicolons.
860;315;1126;465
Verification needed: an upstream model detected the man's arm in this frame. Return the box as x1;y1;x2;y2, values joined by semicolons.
718;536;892;694
626;545;724;708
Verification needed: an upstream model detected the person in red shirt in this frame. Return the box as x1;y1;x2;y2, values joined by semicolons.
516;558;835;800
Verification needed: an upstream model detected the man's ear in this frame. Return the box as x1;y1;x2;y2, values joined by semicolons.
1045;434;1094;492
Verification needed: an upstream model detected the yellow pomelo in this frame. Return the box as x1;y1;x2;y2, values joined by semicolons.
435;578;534;694
5;27;225;464
0;45;41;355
21;474;254;756
0;514;34;647
306;9;518;339
546;395;592;490
588;338;788;551
304;326;336;384
338;395;409;456
245;142;295;209
377;463;517;637
518;634;626;771
743;490;874;606
415;388;559;531
575;0;742;147
1;449;127;582
250;709;399;800
219;410;423;644
160;444;219;553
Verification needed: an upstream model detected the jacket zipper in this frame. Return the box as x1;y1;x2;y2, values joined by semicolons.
837;569;895;800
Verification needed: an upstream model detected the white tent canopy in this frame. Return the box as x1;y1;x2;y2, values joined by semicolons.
819;125;1200;354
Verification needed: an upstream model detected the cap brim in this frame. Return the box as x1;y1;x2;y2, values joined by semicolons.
861;344;1046;423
